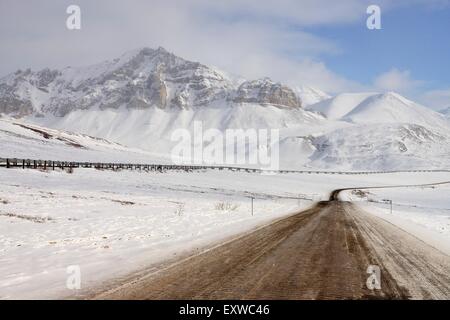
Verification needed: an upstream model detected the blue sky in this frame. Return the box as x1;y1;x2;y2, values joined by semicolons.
306;4;450;92
0;0;449;109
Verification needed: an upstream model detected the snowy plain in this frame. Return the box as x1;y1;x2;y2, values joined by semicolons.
342;184;450;255
1;167;450;299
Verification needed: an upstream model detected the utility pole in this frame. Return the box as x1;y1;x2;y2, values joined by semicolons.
251;197;254;216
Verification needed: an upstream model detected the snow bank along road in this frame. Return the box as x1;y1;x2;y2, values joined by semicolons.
92;188;450;300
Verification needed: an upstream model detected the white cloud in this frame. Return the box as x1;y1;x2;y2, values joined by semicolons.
373;68;423;94
0;0;446;95
198;0;370;26
0;0;371;93
373;69;450;110
419;88;450;110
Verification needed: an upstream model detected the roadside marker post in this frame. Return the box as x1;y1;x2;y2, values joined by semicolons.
251;197;254;216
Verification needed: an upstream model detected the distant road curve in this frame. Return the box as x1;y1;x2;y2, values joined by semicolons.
330;180;450;200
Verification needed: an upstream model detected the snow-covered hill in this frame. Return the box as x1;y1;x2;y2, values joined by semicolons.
293;86;331;107
3;113;449;171
309;92;448;130
308;123;450;170
34;103;325;162
307;92;375;119
343;92;448;129
0;117;169;163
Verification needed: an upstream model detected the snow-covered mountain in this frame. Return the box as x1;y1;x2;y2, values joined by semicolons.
293;86;330;107
0;47;307;118
343;92;448;128
307;92;375;119
309;91;448;130
1;46;449;170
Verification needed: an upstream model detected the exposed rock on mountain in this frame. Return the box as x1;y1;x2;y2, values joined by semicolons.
232;78;302;108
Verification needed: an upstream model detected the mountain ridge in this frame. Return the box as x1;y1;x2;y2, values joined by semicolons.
0;47;332;118
308;91;448;129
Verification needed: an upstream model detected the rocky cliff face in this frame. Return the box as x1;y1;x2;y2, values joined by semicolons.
0;47;308;117
232;78;301;108
0;68;60;117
